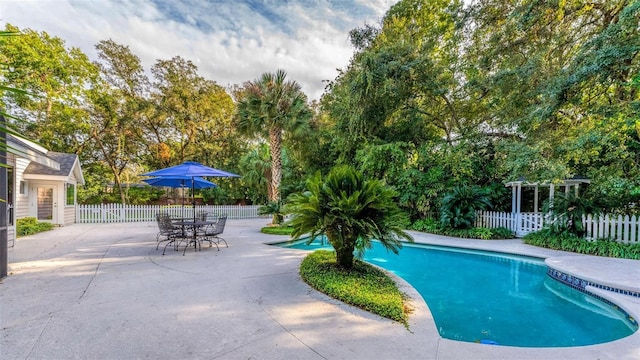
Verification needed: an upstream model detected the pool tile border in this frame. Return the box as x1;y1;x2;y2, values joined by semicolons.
547;268;640;298
547;268;639;328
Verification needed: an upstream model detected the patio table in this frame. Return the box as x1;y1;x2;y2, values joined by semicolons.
172;220;218;255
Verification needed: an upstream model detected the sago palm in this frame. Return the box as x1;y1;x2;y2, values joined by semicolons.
235;69;312;205
543;191;598;237
285;165;413;269
439;185;491;229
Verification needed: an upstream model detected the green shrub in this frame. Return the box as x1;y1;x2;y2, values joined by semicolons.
542;192;599;237
411;218;442;232
260;225;295;235
258;201;284;225
490;227;516;239
300;250;409;326
412;219;513;240
17;217;54;237
523;229;640;260
439;185;491;229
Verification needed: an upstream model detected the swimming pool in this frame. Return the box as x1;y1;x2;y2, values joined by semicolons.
277;237;638;347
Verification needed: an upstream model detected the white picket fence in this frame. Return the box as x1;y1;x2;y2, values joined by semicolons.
475;210;640;244
583;214;640;244
76;204;263;223
475;211;544;237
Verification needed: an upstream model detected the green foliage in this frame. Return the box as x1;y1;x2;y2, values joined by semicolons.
410;218;442;233
16;217;54;237
236;69;313;204
490;227;517;239
125;186;164;205
285;165;413;269
543;191;599;237
1;24;97;153
587;176;640;216
524;230;640;260
300;250;408;325
483;182;512;212
2;26;244;205
260;225;295;235
411;218;514;240
439;185;491;229
258;201;284;225
4;0;640;212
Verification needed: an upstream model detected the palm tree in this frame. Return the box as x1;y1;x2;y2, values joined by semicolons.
235;69;312;210
285;165;413;269
543;191;598;237
439;185;491;229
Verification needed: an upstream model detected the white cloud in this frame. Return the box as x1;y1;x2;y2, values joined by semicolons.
1;0;397;100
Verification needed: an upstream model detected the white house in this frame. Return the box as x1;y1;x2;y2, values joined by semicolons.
7;134;84;242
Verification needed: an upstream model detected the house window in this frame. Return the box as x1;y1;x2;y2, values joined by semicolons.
66;183;75;205
19;180;26;195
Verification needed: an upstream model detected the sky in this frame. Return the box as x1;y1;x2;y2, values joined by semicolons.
0;0;399;100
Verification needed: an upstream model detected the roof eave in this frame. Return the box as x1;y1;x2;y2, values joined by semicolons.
22;174;69;182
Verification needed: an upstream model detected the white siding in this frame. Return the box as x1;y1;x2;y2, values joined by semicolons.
63;168;79;225
64;207;75;225
14;157;30;220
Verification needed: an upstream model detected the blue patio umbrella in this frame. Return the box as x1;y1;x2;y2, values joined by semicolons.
142;176;217;189
142;161;240;221
143;176;217;218
141;161;240;178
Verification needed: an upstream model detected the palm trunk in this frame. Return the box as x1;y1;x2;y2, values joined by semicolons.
335;248;355;269
268;126;282;203
328;231;355;269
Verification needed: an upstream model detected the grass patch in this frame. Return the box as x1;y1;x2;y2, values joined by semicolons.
524;230;640;260
17;217;54;237
260;225;295;235
300;250;410;326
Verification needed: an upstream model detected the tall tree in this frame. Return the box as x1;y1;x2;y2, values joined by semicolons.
151;56;239;168
0;24;97;153
467;0;640;182
87;40;150;203
235;69;312;209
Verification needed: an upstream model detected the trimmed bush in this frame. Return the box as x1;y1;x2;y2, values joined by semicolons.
524;229;640;260
300;250;409;325
411;219;514;239
17;217;54;237
260;225;295;235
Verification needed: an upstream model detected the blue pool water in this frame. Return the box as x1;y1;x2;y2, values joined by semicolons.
277;238;638;347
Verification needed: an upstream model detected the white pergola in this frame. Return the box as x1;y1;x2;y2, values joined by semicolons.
504;176;591;215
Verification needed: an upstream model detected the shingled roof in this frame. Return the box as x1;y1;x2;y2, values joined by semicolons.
24;152;78;177
8;134;85;185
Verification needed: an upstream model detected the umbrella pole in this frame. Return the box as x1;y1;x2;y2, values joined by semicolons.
192;177;197;222
181;181;186;220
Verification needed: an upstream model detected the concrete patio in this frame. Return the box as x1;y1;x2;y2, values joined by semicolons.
1;219;639;359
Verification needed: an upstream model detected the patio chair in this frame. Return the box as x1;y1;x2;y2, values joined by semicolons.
156;213;187;255
200;214;228;249
156;213;177;247
196;210;208;221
